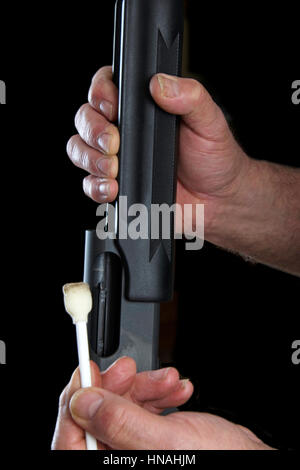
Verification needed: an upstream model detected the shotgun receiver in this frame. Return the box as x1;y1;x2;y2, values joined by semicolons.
84;0;184;372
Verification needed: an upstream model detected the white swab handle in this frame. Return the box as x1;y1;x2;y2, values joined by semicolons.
76;321;98;451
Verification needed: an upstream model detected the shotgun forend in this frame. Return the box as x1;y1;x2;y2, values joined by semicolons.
84;0;184;372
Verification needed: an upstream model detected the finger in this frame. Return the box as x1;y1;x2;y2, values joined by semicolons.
83;174;118;203
51;362;102;450
75;103;120;154
67;134;118;178
70;387;178;450
149;74;230;141
88;66;118;122
146;379;194;412
101;357;137;395
101;359;192;413
130;367;179;404
101;360;192;414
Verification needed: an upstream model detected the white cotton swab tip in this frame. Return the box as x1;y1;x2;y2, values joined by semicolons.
63;282;92;323
62;282;97;451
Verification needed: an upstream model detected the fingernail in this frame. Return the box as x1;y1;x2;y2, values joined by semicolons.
98;133;112;154
180;379;190;389
71;390;104;420
97;157;112;176
157;74;180;98
99;182;110;198
148;367;169;381
100;100;113;120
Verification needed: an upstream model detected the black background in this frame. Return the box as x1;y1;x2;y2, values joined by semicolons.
0;0;299;454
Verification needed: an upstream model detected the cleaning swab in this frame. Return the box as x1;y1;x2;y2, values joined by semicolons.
63;282;98;451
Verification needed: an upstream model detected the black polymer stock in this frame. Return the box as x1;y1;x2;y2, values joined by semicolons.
84;0;184;372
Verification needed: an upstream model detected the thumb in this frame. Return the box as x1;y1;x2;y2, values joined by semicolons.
149;73;229;140
70;387;175;450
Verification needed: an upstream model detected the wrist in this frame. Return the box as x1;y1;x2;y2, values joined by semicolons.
204;154;262;244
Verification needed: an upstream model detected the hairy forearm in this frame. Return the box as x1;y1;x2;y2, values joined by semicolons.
206;158;300;276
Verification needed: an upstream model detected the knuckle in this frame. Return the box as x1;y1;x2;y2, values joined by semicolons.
66;135;77;158
74;103;89;129
88;86;96;108
90;121;101;141
81;150;90;171
84;177;102;202
77;110;100;147
85;124;96;146
91;65;111;83
83;176;92;196
90;77;106;97
88;81;104;108
89;78;112;110
58;386;68;409
190;79;206;103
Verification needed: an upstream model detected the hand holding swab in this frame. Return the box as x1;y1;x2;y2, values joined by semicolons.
63;282;98;451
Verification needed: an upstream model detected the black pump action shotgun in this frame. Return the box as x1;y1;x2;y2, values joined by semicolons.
84;0;184;372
